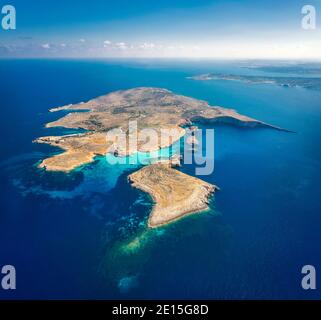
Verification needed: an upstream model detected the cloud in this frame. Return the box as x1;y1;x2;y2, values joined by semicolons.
41;43;50;49
79;38;86;43
103;40;112;48
139;42;156;49
115;42;127;49
60;43;66;47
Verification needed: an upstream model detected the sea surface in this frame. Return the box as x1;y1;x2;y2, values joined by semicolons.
0;59;321;299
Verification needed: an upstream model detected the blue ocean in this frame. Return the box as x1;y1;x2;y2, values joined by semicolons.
0;59;320;299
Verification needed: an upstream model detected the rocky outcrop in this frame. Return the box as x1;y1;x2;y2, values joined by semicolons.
128;163;219;228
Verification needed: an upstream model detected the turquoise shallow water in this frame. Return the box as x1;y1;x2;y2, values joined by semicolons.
0;59;321;299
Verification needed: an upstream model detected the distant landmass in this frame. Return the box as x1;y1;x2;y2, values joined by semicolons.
34;87;283;227
243;64;321;76
189;73;321;90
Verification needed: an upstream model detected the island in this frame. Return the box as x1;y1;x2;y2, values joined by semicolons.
34;87;284;227
129;161;219;228
188;73;321;91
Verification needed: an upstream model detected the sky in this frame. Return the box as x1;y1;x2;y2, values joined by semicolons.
0;0;321;59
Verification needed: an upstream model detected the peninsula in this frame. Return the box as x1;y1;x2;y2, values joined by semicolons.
188;73;321;91
128;162;219;228
34;87;283;227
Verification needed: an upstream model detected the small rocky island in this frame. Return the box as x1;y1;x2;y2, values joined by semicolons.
129;162;219;228
34;87;282;227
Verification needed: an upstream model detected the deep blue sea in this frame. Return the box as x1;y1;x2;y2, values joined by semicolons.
0;59;321;299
